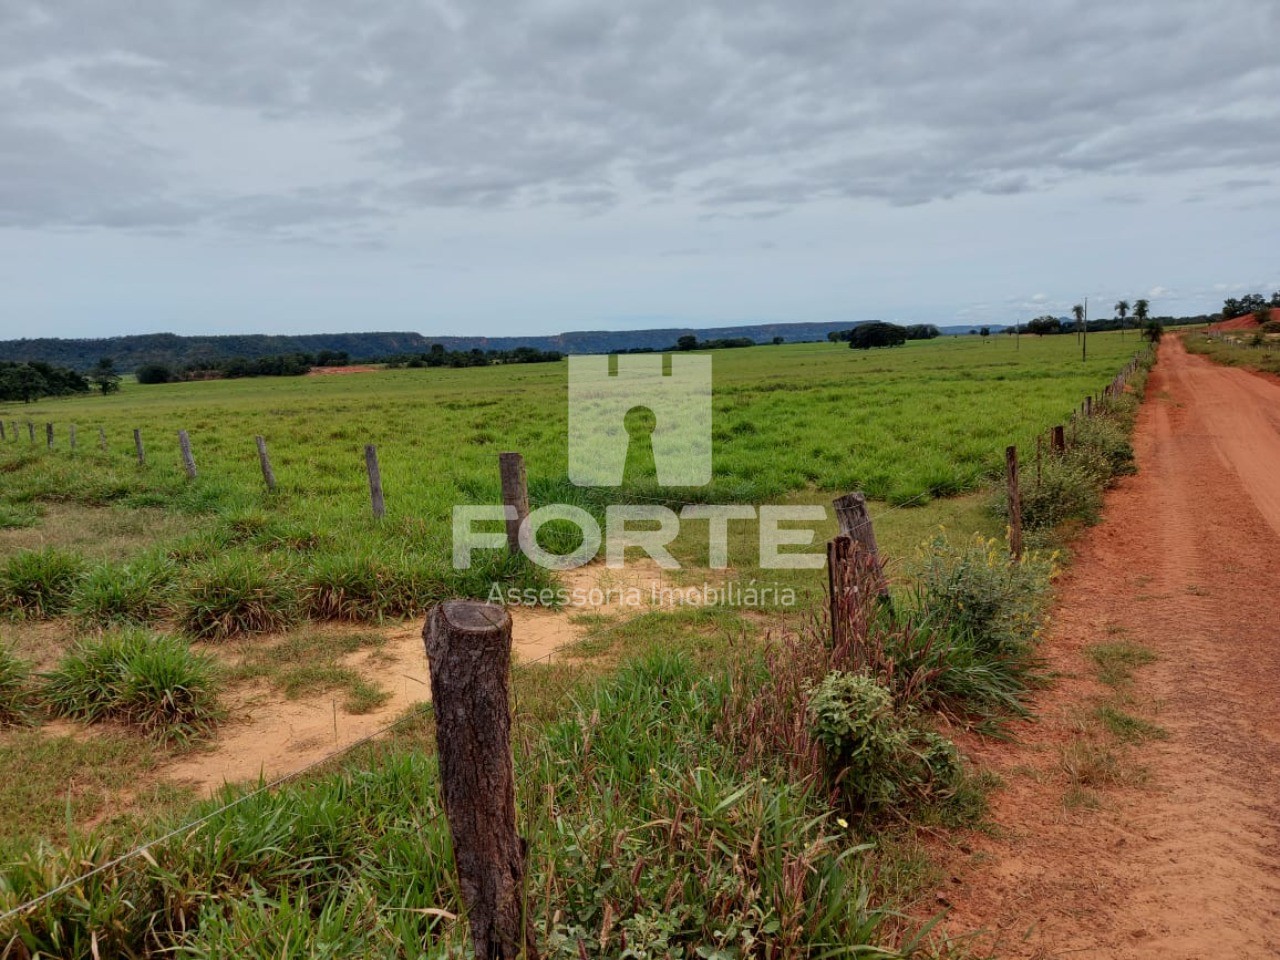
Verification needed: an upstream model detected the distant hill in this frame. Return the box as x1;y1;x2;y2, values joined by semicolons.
0;321;997;372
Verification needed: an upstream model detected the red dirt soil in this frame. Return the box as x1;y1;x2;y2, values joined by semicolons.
937;336;1280;957
307;364;381;375
1211;306;1280;331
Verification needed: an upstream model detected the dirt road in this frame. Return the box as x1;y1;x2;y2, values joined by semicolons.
941;337;1280;958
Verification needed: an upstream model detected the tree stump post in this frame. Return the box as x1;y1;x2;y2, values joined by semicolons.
178;430;197;479
0;421;6;441
1006;445;1023;562
831;491;889;602
364;444;385;518
134;428;145;466
45;423;53;449
1052;424;1065;454
423;601;538;960
26;422;34;443
255;436;277;492
499;452;529;554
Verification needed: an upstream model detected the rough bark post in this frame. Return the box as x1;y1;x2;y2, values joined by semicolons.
831;491;889;601
364;444;385;519
1085;395;1092;418
498;452;530;554
255;436;277;492
98;427;107;452
26;422;34;443
45;423;53;449
423;601;539;960
1005;445;1023;562
69;424;77;451
0;421;5;441
178;430;197;479
1052;424;1065;454
826;535;852;651
134;428;145;466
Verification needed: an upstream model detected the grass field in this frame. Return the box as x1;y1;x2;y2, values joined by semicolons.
0;332;1149;957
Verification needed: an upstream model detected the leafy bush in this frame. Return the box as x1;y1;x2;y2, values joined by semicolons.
910;533;1054;656
176;553;299;640
0;643;34;726
73;554;178;626
0;548;86;619
42;630;221;743
1015;451;1107;530
806;672;960;814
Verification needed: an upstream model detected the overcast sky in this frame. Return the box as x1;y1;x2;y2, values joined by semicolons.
1;0;1277;340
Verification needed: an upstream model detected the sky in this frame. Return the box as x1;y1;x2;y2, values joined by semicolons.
1;0;1278;341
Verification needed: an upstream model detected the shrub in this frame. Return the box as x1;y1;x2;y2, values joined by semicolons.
73;554;178;626
910;533;1054;656
176;553;299;640
1015;452;1107;530
0;548;85;619
0;643;34;726
806;671;960;814
41;630;221;743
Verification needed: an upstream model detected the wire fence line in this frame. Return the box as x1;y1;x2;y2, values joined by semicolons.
1;348;1154;930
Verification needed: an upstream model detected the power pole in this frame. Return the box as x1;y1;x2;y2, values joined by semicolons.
1082;297;1088;362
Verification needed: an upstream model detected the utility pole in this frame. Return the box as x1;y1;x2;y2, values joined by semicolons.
1082;297;1088;362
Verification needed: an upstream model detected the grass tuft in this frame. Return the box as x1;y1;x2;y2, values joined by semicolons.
41;629;221;743
73;553;178;626
0;547;86;619
0;643;35;726
176;552;299;640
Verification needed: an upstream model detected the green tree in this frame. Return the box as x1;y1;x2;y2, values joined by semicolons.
848;322;907;350
675;335;698;351
1133;299;1150;329
89;358;121;396
1115;300;1130;338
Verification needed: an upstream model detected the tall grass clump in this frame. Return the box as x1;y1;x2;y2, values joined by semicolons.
41;629;221;743
176;552;299;640
72;553;178;626
300;551;442;622
0;547;85;619
0;643;34;726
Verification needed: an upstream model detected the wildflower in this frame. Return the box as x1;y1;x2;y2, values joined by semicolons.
837;817;849;829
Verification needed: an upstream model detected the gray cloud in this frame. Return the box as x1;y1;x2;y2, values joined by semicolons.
1;0;1278;237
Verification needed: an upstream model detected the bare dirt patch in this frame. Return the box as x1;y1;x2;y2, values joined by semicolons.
937;337;1280;957
306;364;382;376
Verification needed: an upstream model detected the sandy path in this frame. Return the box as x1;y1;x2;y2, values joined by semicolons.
161;605;578;794
940;337;1280;958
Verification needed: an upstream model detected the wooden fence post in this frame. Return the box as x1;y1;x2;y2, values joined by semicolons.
45;423;53;449
1006;445;1023;562
98;427;107;452
364;444;385;518
26;422;34;443
69;424;77;451
1052;424;1065;454
255;436;277;492
0;421;5;441
498;452;529;554
178;430;197;479
134;428;145;466
826;535;852;651
423;601;539;960
831;491;889;601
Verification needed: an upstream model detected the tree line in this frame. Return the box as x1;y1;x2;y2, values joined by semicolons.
136;351;351;383
1221;292;1280;321
827;323;941;349
385;345;564;368
0;359;120;402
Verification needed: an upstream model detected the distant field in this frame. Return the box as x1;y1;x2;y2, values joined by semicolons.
5;332;1138;500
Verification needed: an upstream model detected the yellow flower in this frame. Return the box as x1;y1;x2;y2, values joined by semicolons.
837;817;849;829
